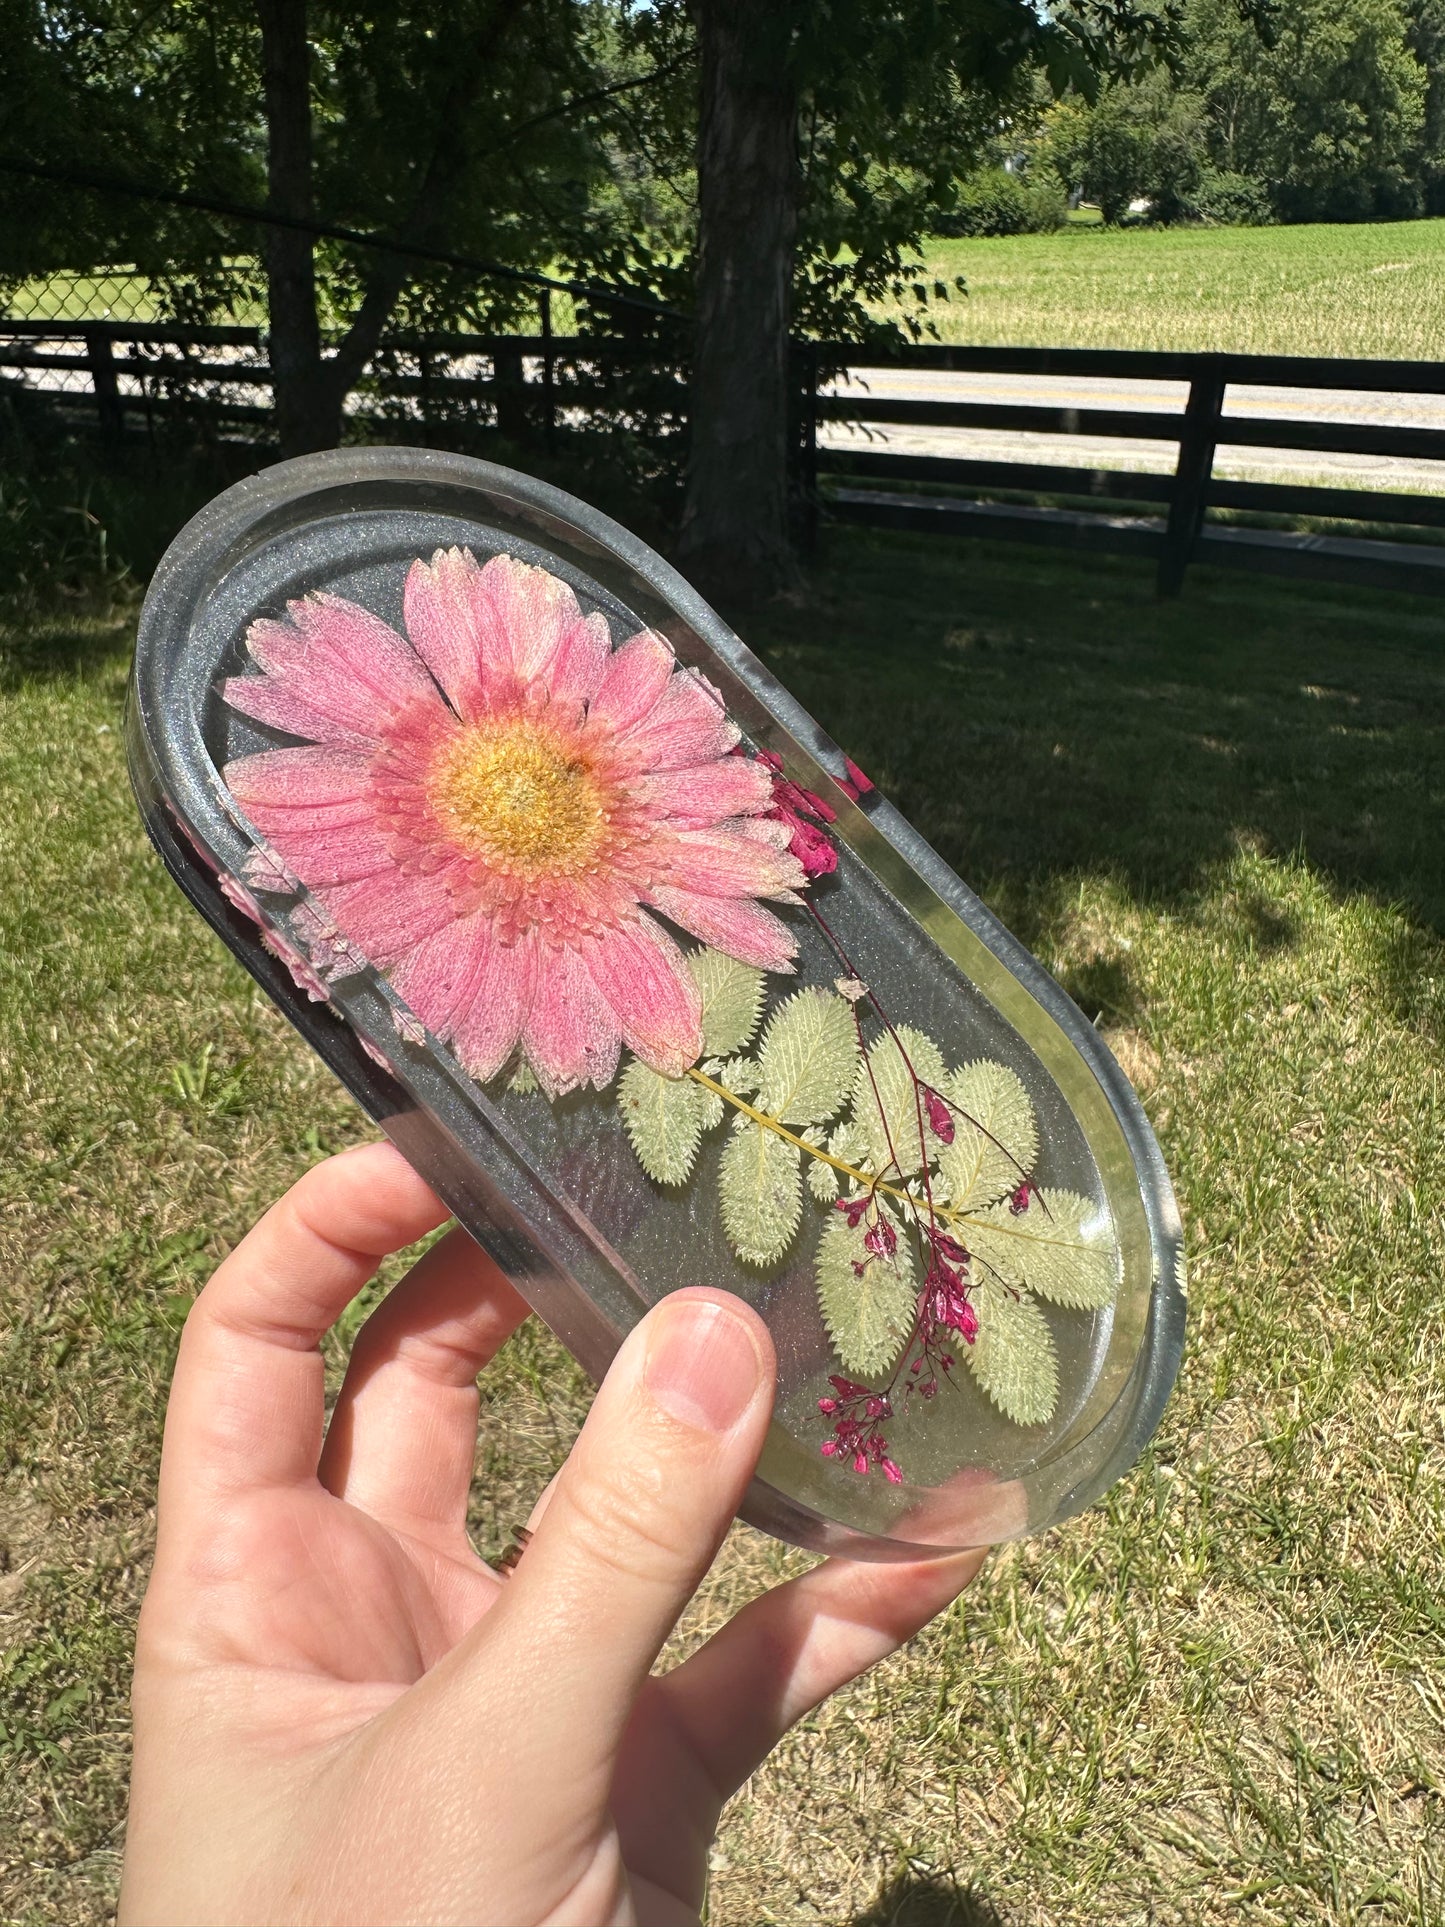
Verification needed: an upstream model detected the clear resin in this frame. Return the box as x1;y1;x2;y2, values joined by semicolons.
128;448;1185;1560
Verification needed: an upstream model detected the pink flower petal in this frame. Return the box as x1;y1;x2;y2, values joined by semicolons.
324;871;460;970
582;914;702;1075
653;827;806;901
389;907;497;1042
222;674;374;747
644;885;798;973
402;549;492;720
545;610;613;723
477;553;587;689
452;927;538;1081
628;754;773;828
226;748;397;883
738;814;796;852
225;745;372;813
612;669;737;773
245;594;446;739
242;813;394;890
586;630;674;736
523;943;623;1096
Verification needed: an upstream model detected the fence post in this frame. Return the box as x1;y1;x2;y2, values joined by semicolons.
539;289;556;452
1158;360;1225;598
84;328;123;442
494;342;528;443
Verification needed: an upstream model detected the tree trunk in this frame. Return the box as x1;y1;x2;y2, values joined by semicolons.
255;0;336;456
678;0;800;600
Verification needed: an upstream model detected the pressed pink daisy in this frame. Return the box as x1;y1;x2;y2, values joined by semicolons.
222;547;805;1095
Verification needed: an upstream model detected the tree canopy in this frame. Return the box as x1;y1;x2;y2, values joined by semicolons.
1017;0;1444;226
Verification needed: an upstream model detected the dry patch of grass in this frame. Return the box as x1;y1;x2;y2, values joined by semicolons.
3;534;1445;1925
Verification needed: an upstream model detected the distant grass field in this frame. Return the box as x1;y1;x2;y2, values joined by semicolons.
3;530;1444;1925
911;218;1445;359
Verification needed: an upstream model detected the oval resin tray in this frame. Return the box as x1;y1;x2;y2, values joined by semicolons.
127;448;1185;1561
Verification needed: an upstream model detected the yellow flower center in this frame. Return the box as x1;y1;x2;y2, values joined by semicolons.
428;716;607;877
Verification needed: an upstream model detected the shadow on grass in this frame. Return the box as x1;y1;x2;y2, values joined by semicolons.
742;530;1445;940
0;600;138;691
852;1868;1005;1927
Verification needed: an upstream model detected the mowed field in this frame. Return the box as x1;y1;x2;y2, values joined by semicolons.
13;217;1445;359
910;218;1445;360
3;530;1444;1925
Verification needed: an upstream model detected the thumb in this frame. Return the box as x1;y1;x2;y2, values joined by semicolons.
485;1288;775;1769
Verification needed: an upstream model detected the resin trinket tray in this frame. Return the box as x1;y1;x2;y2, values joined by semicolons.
128;449;1185;1561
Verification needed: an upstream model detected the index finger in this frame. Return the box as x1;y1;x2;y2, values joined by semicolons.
157;1141;450;1528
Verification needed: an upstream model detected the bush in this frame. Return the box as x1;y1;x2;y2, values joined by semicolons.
936;168;1068;238
1190;168;1274;226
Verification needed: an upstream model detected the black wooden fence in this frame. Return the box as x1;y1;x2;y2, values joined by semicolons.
807;342;1445;599
6;317;1445;599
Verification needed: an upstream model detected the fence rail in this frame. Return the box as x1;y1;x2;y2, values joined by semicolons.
807;340;1445;598
6;318;1445;598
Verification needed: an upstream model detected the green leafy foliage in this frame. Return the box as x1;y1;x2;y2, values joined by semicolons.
935;1059;1038;1210
965;1278;1059;1426
968;1187;1118;1310
690;949;766;1057
807;1153;840;1201
816;1202;915;1377
618;1059;708;1186
851;1025;947;1176
755;989;859;1125
719;1117;802;1266
615;963;1118;1428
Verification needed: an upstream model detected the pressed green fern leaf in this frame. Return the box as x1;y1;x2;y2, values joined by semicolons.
719;1116;802;1265
966;1277;1059;1425
816;1203;915;1377
689;948;766;1057
755;989;858;1126
827;1118;870;1170
714;1053;762;1096
966;1188;1117;1310
851;1025;947;1177
807;1155;840;1202
617;1059;708;1185
935;1060;1038;1211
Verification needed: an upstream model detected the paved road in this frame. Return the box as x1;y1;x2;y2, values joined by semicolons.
823;369;1445;495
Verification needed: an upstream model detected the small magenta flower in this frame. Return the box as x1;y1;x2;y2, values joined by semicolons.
862;1215;898;1260
923;1085;955;1144
819;1377;901;1480
755;749;840;878
1010;1181;1033;1215
838;756;875;802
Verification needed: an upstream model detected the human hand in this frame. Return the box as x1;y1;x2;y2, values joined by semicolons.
120;1141;984;1926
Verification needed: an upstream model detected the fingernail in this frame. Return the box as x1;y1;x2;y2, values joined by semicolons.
644;1300;764;1434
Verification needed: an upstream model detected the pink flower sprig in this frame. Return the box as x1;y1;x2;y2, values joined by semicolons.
755;749;839;879
838;757;875;802
818;1377;904;1483
793;776;1049;1488
923;1086;955;1144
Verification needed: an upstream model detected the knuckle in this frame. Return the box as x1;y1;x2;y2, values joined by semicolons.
559;1460;694;1588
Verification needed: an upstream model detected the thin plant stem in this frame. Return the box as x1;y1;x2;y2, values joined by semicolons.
683;1065;999;1241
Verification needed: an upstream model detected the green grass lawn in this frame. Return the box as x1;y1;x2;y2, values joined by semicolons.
909;218;1445;359
3;532;1444;1925
4;268;266;328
